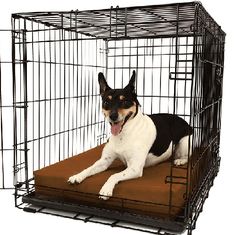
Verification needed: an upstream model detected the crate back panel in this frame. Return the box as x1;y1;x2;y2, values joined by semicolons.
106;37;193;122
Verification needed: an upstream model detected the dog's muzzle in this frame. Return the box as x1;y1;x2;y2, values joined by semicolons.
110;112;133;136
109;112;119;122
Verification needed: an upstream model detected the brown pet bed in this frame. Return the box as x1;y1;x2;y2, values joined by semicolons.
34;144;202;218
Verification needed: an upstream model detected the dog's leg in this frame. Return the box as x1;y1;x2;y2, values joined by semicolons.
99;157;146;200
68;145;116;184
144;142;173;168
174;135;192;166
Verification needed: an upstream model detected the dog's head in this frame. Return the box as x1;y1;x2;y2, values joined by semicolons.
98;71;140;136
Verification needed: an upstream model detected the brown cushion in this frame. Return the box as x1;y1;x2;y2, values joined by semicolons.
34;144;195;218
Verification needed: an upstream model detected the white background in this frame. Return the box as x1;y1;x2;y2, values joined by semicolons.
0;0;235;234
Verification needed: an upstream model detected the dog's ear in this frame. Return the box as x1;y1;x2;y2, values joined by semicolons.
98;72;111;96
125;70;136;93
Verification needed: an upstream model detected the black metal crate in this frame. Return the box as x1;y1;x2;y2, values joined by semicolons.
0;2;226;235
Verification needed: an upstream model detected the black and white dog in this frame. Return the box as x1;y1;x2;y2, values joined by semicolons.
68;71;193;200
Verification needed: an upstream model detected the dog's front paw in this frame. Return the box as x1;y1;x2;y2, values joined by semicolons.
99;183;114;200
68;173;85;184
174;159;188;166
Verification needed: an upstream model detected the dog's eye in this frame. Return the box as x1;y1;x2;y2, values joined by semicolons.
103;100;110;107
122;100;132;108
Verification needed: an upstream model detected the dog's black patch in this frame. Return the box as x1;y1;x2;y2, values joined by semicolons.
148;114;193;156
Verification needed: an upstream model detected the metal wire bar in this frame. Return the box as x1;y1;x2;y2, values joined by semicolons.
168;3;180;217
37;22;41;169
12;18;18;196
0;59;4;188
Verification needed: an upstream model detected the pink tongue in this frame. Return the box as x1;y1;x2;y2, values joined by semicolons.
111;122;122;136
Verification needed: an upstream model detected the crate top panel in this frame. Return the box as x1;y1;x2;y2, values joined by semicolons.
12;1;225;40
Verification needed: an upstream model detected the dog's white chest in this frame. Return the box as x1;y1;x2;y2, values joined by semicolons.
109;136;131;165
108;112;157;165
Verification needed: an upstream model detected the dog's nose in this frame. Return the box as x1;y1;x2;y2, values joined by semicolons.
109;112;118;122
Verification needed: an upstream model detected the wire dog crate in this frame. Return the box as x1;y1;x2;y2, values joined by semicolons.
0;1;225;235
